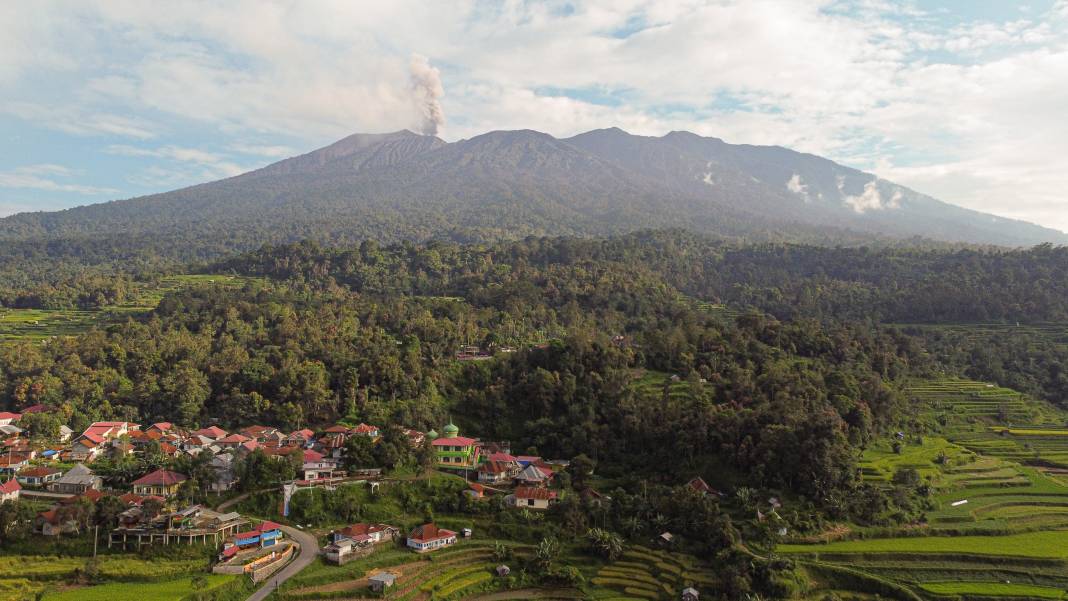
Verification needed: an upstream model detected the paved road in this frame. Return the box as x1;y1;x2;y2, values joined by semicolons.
246;525;319;601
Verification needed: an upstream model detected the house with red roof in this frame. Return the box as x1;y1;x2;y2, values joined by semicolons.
0;478;20;502
687;477;722;497
20;404;49;415
332;522;398;545
216;433;251;448
407;523;456;552
286;429;315;445
0;452;31;474
478;460;519;484
194;426;228;440
16;466;61;487
0;412;22;426
132;469;188;497
147;422;174;434
81;421;137;441
352;423;380;438
510;486;558;510
70;434;105;462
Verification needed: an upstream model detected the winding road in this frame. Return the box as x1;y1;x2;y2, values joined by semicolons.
212;488;319;601
245;524;319;601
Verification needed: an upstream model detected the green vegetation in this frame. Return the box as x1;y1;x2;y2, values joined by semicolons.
0;551;220;601
0;274;262;342
40;574;236;601
919;581;1067;599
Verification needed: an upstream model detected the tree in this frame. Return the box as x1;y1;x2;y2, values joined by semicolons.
93;495;126;528
569;454;595;491
533;536;560;574
415;438;436;475
343;435;376;471
585;528;624;560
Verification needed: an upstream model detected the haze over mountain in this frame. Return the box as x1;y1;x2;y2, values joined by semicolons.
1;128;1064;261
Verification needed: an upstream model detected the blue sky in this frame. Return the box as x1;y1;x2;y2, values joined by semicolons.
2;0;1067;230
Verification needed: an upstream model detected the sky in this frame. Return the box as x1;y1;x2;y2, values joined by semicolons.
2;0;1067;231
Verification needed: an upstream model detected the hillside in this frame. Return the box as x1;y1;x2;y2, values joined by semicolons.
1;129;1064;275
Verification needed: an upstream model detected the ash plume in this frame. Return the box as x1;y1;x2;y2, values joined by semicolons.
409;54;445;136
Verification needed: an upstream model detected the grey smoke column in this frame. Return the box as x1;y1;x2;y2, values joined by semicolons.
410;54;445;136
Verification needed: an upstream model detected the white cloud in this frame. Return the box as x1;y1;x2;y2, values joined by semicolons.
786;173;809;201
839;177;902;213
0;0;1067;229
0;164;118;195
105;144;248;178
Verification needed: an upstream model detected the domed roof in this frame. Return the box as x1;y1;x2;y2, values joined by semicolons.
443;421;459;437
426;429;439;439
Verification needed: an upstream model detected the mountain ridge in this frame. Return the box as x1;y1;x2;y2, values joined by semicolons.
1;127;1063;252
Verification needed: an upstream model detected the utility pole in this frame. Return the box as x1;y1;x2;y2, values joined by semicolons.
93;525;99;557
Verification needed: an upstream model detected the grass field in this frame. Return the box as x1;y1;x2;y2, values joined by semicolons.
0;552;219;601
780;530;1068;558
919;581;1068;599
41;574;236;601
0;274;263;342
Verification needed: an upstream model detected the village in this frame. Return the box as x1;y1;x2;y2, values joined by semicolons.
1;406;688;595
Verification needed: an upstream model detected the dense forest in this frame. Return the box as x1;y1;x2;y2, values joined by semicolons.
3;229;1067;532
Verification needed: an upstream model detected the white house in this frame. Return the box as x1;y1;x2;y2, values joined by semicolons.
406;523;456;553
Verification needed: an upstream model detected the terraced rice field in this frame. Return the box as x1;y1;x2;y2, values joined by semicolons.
0;274;263;342
587;545;716;600
796;377;1068;599
282;541;533;601
906;379;1056;425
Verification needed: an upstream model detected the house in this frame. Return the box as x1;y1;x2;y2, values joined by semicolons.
132;469;188;497
0;453;30;474
514;464;552;487
682;587;700;601
0;478;20;502
403;429;425;447
351;423;380;438
286;429;315;446
687;477;721;497
147;422;174;434
511;486;557;510
16;466;61;487
69;433;105;462
0;424;21;438
194;426;228;440
407;523;457;552
466;483;485;499
58;425;73;442
432;422;480;470
49;464;102;494
216;433;251;448
81;421;137;441
210;453;236;492
368;572;397;593
36;508;79;536
333;523;397;544
240;425;278;442
229;520;282;551
659;532;675;546
0;412;21;426
302;451;346;482
478;460;519;484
